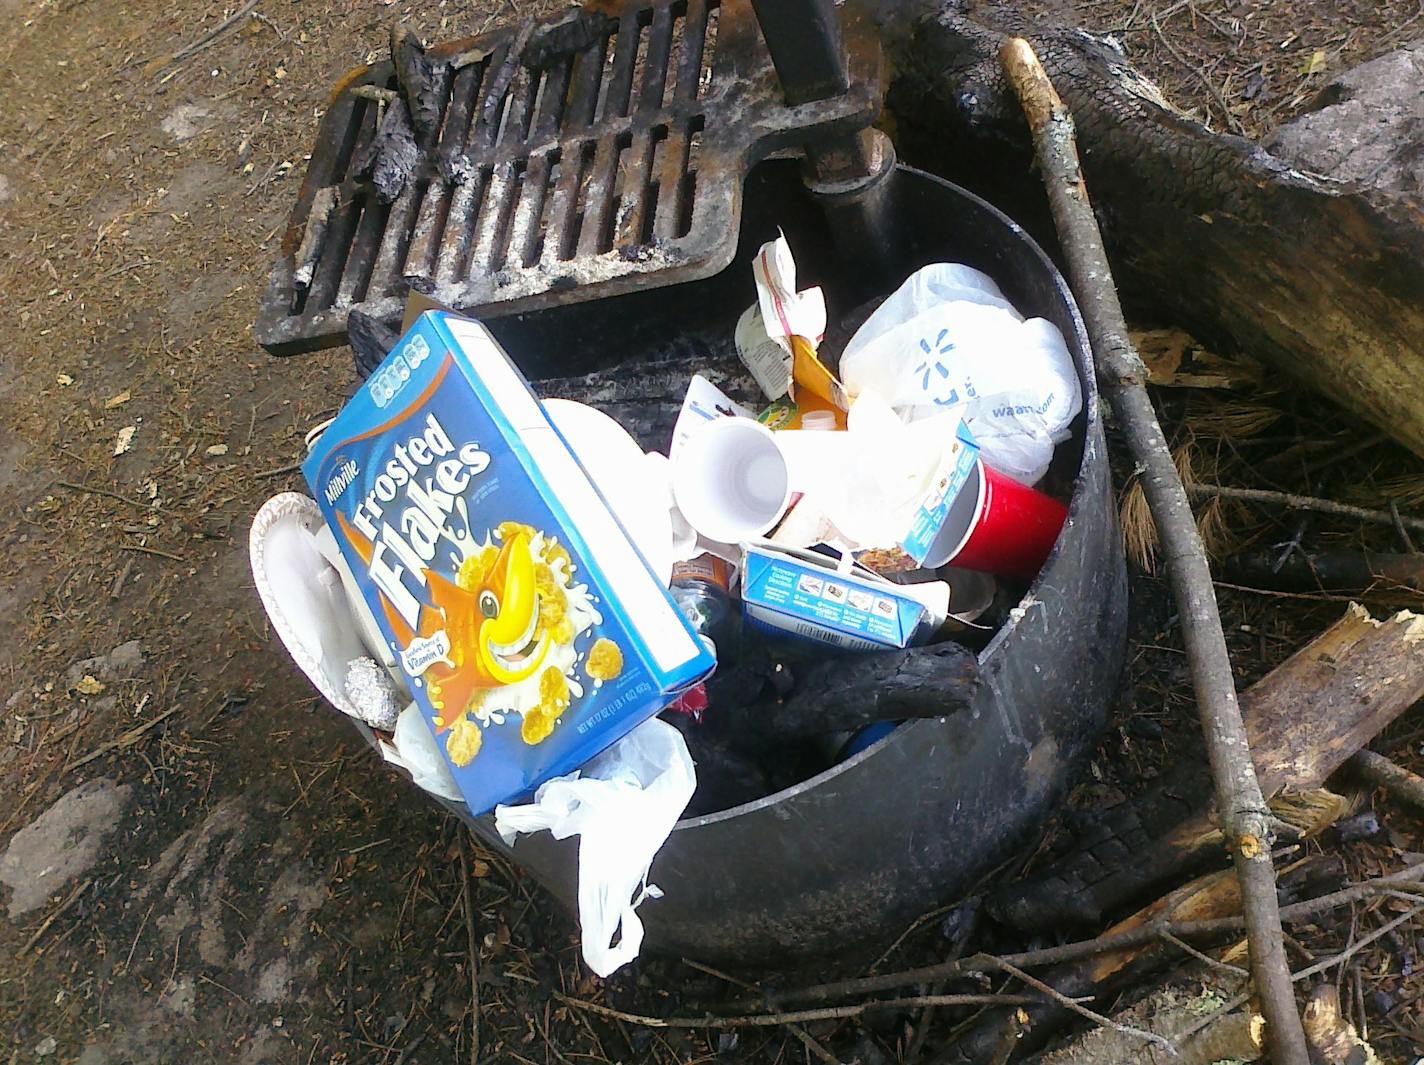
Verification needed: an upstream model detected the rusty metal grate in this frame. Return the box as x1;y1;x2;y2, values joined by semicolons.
254;0;881;355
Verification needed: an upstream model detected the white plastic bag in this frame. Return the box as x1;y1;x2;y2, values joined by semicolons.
839;264;1082;485
379;704;464;803
495;718;695;977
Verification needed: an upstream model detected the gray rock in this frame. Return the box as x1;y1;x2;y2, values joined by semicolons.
106;641;145;678
65;641;144;688
0;778;134;917
1265;40;1424;195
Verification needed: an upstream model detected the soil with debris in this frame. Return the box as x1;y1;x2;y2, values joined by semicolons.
1;1;1421;1063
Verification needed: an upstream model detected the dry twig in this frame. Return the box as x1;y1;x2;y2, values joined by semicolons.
984;956;1178;1057
1189;484;1424;533
555;991;1043;1030
1176;904;1424;1045
458;832;481;1065
679;959;840;1065
998;36;1308;1064
19;877;92;955
149;0;262;73
65;705;181;774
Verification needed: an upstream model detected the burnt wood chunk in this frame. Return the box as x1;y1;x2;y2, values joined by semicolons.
724;641;981;742
391;25;445;143
353;98;419;204
347;310;401;380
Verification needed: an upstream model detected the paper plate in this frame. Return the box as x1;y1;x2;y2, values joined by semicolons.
249;492;370;717
543;398;674;584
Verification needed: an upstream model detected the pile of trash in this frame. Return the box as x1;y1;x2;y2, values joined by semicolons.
249;234;1081;974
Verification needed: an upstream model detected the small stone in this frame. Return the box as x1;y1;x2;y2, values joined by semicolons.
0;779;134;918
106;641;144;678
160;103;213;141
34;1036;56;1057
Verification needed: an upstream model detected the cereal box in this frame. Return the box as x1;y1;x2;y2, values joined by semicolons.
304;311;715;815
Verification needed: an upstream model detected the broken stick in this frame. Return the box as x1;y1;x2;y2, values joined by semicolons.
1000;37;1308;1063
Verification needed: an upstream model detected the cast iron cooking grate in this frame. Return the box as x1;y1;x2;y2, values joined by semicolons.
254;0;881;355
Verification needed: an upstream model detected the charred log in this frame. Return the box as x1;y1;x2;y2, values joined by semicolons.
390;24;446;144
723;641;981;743
347;309;401;380
884;4;1424;458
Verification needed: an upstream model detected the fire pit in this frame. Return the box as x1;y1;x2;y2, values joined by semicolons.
414;156;1126;964
259;0;1127;965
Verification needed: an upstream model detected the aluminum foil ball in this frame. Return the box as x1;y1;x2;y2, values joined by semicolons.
343;657;400;731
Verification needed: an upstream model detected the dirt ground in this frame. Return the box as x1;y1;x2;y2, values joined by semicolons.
0;1;1421;1063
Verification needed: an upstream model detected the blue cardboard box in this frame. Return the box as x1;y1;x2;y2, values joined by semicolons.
740;543;949;651
304;311;714;814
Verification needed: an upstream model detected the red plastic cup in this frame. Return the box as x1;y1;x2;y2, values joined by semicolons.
921;458;1067;580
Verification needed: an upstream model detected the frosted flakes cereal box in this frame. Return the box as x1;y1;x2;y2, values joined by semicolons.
304;311;714;815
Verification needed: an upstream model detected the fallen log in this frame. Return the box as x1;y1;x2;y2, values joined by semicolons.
885;4;1424;458
1219;550;1424;595
992;604;1424;932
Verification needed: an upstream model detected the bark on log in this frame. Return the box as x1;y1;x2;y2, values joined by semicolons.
390;24;444;143
992;604;1424;932
347;309;402;380
352;97;419;204
885;5;1424;457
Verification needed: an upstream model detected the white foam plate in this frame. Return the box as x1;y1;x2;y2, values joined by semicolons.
543;398;674;584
